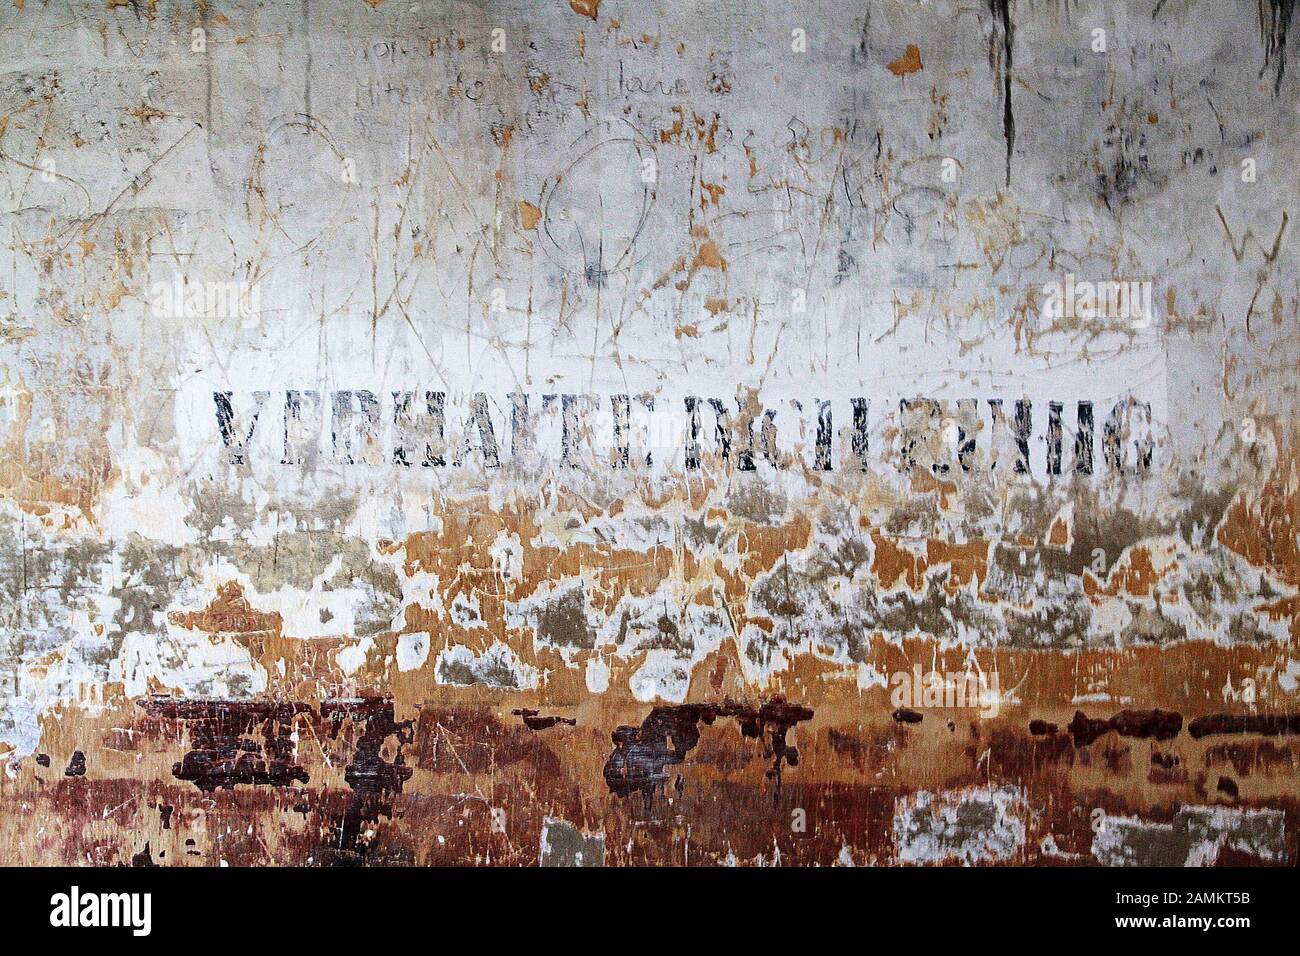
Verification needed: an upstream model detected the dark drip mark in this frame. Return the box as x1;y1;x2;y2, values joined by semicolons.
854;7;871;65
64;750;86;777
827;729;873;771
1065;709;1183;747
1260;0;1297;95
729;700;813;790
1205;740;1294;775
989;0;1015;186
605;705;714;802
1151;752;1179;769
159;804;173;830
139;697;311;792
603;698;813;803
1028;719;1058;735
512;708;577;731
892;707;924;724
322;698;414;865
143;694;413;862
130;843;157;867
35;753;50;767
1188;712;1300;738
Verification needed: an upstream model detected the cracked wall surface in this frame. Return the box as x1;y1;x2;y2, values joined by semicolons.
0;0;1298;866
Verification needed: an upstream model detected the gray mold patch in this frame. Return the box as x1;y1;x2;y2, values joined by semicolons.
721;477;789;525
535;585;597;649
1091;806;1287;867
509;583;598;652
435;641;539;690
539;817;605;867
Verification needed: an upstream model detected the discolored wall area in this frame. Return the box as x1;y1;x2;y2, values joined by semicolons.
0;0;1297;866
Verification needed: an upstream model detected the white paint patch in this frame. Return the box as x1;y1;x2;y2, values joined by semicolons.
449;592;487;630
629;650;691;703
99;443;199;548
396;631;431;672
335;637;375;676
856;662;889;691
585;656;610;694
894;786;1027;866
400;570;446;618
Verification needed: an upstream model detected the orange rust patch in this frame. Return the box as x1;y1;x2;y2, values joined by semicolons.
871;532;926;592
1048;517;1070;547
927;539;990;593
568;0;598;21
1084;545;1162;598
1218;432;1300;587
518;201;542;231
887;44;924;76
170;582;282;636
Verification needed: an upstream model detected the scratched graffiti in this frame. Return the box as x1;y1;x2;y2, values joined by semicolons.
0;0;1297;867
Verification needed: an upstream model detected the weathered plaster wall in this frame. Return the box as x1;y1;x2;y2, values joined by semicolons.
0;0;1297;865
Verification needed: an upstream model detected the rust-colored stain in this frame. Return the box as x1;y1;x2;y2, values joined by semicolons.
518;200;542;230
887;44;924;76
